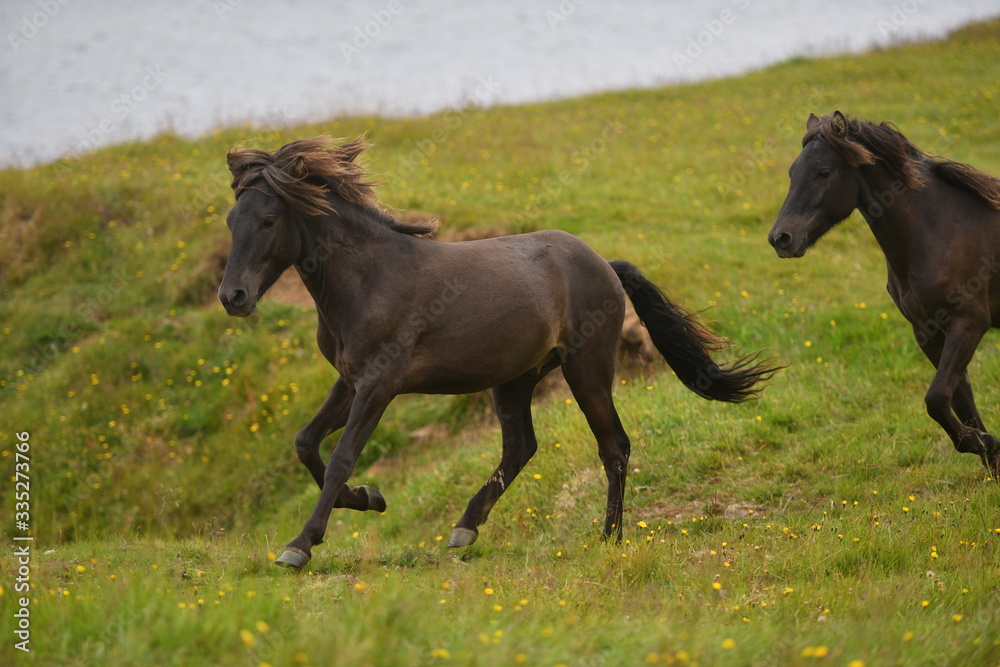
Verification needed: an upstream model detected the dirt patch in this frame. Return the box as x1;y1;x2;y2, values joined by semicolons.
618;301;657;369
722;502;769;519
0;203;45;284
633;500;774;523
633;500;712;523
266;267;314;308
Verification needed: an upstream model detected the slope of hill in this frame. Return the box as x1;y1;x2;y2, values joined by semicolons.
1;20;999;667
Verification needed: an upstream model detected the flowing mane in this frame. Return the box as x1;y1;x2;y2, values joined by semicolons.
804;113;1000;209
226;136;440;236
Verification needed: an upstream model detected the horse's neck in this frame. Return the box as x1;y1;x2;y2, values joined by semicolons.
294;205;412;320
855;163;922;274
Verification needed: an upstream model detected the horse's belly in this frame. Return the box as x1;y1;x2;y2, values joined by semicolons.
397;322;557;394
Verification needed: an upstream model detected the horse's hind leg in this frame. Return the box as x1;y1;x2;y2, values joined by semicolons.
449;375;540;547
561;355;631;542
954;372;986;432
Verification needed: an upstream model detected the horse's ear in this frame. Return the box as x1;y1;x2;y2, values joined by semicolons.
831;110;848;137
226;144;261;178
226;147;246;176
806;113;820;131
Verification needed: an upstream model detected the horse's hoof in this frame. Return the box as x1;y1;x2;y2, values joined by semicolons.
448;527;478;548
986;452;1000;482
983;437;1000;481
363;486;387;513
274;546;310;569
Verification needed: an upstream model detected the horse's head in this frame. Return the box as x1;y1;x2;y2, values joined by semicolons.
218;174;304;318
768;111;860;258
217;137;377;316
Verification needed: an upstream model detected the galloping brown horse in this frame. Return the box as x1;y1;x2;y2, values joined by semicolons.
768;111;1000;476
219;136;776;568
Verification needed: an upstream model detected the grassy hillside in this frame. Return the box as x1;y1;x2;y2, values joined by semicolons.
2;19;1000;667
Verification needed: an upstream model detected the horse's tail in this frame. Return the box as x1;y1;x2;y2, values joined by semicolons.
610;260;779;403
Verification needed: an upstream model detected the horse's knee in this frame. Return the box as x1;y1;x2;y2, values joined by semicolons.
325;449;356;483
294;429;320;463
924;385;952;422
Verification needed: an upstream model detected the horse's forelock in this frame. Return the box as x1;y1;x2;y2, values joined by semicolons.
226;137;375;216
803;114;924;189
803;116;876;167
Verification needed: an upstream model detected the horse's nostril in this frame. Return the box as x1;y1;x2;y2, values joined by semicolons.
774;232;793;250
230;289;248;307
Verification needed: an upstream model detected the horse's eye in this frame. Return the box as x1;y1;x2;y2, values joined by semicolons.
262;216;276;228
817;168;832;180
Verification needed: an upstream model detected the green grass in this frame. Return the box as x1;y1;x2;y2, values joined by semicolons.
3;19;1000;666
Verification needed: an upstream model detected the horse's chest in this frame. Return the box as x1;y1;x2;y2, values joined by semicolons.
888;269;945;326
897;292;932;325
891;265;998;331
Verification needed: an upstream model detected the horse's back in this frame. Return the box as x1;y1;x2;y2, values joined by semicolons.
440;228;620;298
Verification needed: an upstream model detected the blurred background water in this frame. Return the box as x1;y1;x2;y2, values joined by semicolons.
2;0;997;166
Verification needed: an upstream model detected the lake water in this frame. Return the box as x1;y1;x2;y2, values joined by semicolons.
2;0;997;166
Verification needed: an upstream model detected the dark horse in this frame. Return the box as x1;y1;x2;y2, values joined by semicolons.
768;111;1000;477
219;137;776;568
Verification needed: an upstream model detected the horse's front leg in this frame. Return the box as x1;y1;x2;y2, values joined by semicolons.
295;377;353;486
276;386;395;568
294;377;386;512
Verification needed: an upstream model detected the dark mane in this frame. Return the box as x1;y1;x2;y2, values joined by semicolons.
226;136;440;236
804;113;1000;209
931;160;1000;210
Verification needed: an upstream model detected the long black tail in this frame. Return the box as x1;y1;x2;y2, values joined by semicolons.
610;260;779;403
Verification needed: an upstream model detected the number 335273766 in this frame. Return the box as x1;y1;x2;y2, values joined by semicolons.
15;431;30;521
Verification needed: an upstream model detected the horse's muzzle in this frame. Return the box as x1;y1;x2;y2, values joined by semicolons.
219;287;256;317
767;228;807;259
